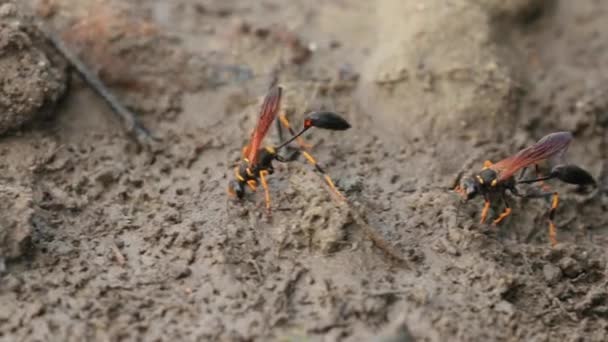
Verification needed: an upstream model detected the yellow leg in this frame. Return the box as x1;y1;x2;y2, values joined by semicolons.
235;166;245;182
247;179;258;191
492;207;512;225
547;192;559;247
301;151;318;167
480;200;490;224
259;170;271;213
548;221;557;247
279;112;312;149
323;175;347;201
278;113;347;202
301;151;347;201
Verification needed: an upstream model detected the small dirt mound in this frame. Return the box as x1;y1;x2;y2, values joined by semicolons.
0;1;67;135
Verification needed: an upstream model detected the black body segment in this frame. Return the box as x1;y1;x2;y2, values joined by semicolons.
550;164;596;186
305;112;351;130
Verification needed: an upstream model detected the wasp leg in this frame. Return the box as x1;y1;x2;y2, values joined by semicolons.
299;151;347;201
480;198;491;224
493;194;512;225
279;112;313;150
247;179;258;191
518;167;528;180
548;192;559;247
259;170;271;214
276;113;285;143
275;74;319;145
276;114;346;201
535;164;551;192
511;189;559;247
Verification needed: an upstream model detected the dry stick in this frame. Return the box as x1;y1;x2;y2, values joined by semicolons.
37;24;153;144
348;203;409;267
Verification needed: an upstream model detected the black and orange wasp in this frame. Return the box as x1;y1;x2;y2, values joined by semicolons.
228;86;351;213
456;132;596;246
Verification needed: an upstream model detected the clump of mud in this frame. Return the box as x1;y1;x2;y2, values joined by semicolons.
0;1;67;135
276;169;353;254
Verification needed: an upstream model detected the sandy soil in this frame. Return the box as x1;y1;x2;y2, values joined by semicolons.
0;0;607;341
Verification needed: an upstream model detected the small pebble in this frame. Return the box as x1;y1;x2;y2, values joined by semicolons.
559;257;582;278
542;264;562;284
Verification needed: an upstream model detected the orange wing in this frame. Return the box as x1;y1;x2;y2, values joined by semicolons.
492;131;573;182
245;86;282;165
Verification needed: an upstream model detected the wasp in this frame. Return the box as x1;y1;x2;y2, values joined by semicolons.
456;132;596;246
228;86;351;213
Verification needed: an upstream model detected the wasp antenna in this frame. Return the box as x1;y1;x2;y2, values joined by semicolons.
451;170;465;189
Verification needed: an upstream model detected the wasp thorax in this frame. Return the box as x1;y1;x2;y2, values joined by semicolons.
477;169;498;186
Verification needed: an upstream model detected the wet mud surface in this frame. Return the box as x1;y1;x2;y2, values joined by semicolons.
0;0;607;341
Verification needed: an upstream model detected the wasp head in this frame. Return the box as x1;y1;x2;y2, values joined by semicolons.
459;176;479;201
458;169;498;201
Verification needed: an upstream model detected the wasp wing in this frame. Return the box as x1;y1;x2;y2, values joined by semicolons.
245;86;282;165
493;131;573;182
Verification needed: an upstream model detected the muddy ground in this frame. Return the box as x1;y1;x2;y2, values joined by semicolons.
0;0;607;341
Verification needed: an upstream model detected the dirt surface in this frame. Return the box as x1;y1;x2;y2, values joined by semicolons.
1;0;607;341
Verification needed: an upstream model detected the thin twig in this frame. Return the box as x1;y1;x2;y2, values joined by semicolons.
349;204;409;267
36;23;154;145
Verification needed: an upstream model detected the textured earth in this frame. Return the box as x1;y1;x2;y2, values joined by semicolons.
0;0;607;341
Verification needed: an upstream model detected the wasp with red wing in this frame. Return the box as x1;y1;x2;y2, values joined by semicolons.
228;86;351;214
456;132;596;246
